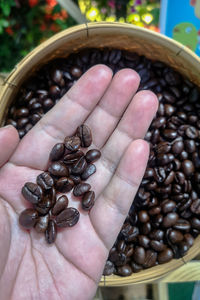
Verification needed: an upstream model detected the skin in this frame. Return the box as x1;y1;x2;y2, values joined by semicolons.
0;65;158;300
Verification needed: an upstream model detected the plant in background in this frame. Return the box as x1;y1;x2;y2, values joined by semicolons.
0;0;76;72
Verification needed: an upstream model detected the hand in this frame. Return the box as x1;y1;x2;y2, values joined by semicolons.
0;65;158;300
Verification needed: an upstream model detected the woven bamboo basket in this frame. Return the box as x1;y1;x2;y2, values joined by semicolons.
0;22;200;286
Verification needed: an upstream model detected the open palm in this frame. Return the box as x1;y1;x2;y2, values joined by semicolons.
0;65;157;300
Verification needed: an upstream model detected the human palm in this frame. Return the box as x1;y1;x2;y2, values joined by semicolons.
0;65;157;300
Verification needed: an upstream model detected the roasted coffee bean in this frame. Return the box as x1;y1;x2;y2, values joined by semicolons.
161;199;176;213
63;150;84;165
35;214;49;233
184;140;196;153
138;210;149;223
56;177;74;193
157;248;173;264
19;208;39;229
36;172;54;190
85;149;101;163
175;171;185;184
144;168;154;178
164;171;175;185
82;191;95;211
133;246;146;265
173;219;191;231
49;143;65;161
81;163;96;180
73;183;91;197
150;240;166;252
70;66;82;78
138;235;150;248
76;124;92;147
172;140;184;154
131;262;143;273
45;220;57;244
52;195;68;216
22;182;43;204
148;206;161;216
64;136;81;152
72;156;87;175
162;212;179;228
34;195;52;215
48;162;69;177
184;233;194;247
191;217;200;230
117;240;126;252
56;207;80;227
178;242;189;256
192;152;200;168
143;250;157;268
162;129;177;140
140;222;151;235
168;229;184;244
15;107;29;118
149;229;164;240
69;174;81;185
117;265;132;276
191;199;200;214
181;160;195;177
185;126;198;139
103;260;115;276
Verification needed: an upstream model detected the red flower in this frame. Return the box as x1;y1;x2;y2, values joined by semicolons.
46;0;57;7
29;0;38;7
5;26;14;36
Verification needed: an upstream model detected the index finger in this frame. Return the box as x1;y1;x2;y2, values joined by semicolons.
10;65;113;169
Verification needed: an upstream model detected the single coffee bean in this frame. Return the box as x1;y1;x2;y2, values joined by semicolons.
150;240;166;252
157;248;173;264
85;149;101;163
55;207;80;227
45;220;57;244
140;222;151;235
133;246;146;265
36;172;54;190
56;177;74;193
82;191;95;211
162;212;179;228
131;262;143;273
149;229;164;240
70;66;82;78
82;164;97;181
117;240;126;252
49;143;65;161
117;265;132;276
64;136;81;152
185;126;198;139
149;206;161;216
69;174;81;185
184;139;196;153
72;156;87;175
190;217;200;230
103;260;115;276
63;150;84;165
138;210;149;223
34;195;52;215
161;199;176;213
138;235;150;248
181;160;195;177
52;195;68;216
22;182;43;204
143;250;157;268
35;214;49;233
178;241;189;257
175;171;185;184
172;140;184;154
76;124;92;147
162;129;177;140
19;208;39;229
173;218;191;231
48;162;69;177
191;199;200;214
168;229;184;244
73;183;91;197
184;233;194;247
164;171;175;185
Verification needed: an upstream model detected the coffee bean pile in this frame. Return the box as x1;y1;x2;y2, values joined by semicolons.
7;48;200;276
19;124;101;244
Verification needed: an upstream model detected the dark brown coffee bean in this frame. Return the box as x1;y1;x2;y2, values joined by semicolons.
36;172;54;190
35;214;49;233
64;136;81;152
192;152;200;168
163;129;177;140
168;229;184;244
161;199;176;213
70;66;82;78
50;85;60;97
34;195;52;215
143;250;157;268
144;168;155;178
178;241;189;256
148;206;161;216
138;210;149;223
184;139;196;153
69;174;81;185
150;240;166;252
56;207;80;227
51;69;63;84
181;160;195;177
185;126;198;139
43;98;54;110
149;229;164;240
172;140;184;154
76;124;92;147
81;163;96;180
173;219;191;231
48;162;69;177
184;233;194;247
164;171;175;185
131;262;143;273
45;220;57;244
173;159;181;170
72;156;87;175
117;265;132;276
82;191;95;211
103;260;115;276
133;246;146;265
124;245;134;257
85;149;101;163
162;212;179;228
22;182;43;204
175;171;185;184
140;222;151;235
138;235;150;248
152;116;166;128
56;177;74;193
63;150;84;165
117;240;126;252
157;248;173;264
19;208;39;229
73;183;91;197
190;217;200;230
49;143;65;161
191;199;200;214
52;195;68;216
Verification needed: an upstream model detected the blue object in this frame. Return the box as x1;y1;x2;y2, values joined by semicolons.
160;0;200;56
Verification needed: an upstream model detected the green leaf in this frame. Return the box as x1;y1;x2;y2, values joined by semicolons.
0;19;9;27
1;2;11;16
53;4;61;14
